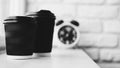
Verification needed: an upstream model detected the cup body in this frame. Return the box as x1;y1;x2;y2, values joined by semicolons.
4;16;36;57
26;10;56;54
34;10;55;53
34;19;55;53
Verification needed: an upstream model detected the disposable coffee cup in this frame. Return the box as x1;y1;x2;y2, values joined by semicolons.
4;16;36;60
26;10;56;56
34;10;56;54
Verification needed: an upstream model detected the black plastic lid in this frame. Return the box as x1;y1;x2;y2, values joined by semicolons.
4;16;34;24
36;10;56;20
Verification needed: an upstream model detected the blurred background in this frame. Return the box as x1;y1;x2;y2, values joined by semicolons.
0;0;120;68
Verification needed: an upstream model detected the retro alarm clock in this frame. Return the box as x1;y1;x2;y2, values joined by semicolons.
53;17;80;48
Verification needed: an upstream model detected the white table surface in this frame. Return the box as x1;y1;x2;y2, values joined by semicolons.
0;48;100;68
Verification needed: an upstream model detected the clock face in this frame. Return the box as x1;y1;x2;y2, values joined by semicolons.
58;25;77;45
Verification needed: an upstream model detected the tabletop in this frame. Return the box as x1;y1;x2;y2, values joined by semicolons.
0;48;100;68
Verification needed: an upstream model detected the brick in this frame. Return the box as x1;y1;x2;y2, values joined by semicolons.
0;24;5;36
63;0;104;4
77;5;118;19
106;0;120;5
83;48;99;60
0;24;6;47
28;4;76;17
118;36;120;47
8;0;25;16
0;35;5;47
78;33;118;47
28;0;61;3
76;18;102;32
27;2;39;12
98;63;120;68
95;34;118;47
78;33;98;47
103;19;120;33
100;49;120;62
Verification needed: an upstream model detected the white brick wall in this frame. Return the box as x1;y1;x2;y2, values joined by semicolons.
103;19;120;33
118;36;120;47
0;24;5;47
78;33;118;47
77;19;102;32
77;5;119;19
106;0;120;5
78;33;98;46
28;4;76;17
95;34;118;47
63;0;104;4
0;35;5;47
100;49;120;62
28;0;61;3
